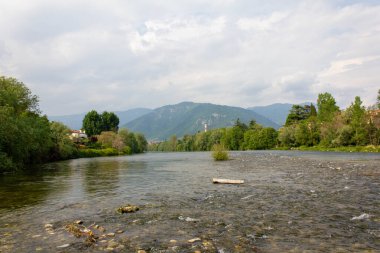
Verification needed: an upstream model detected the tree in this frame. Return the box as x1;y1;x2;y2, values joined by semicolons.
101;111;119;132
0;76;39;114
135;133;148;153
50;121;77;160
377;89;380;109
317;92;339;122
82;110;103;136
346;96;368;145
285;105;311;126
0;77;54;172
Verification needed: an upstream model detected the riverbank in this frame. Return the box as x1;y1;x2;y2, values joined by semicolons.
275;145;380;153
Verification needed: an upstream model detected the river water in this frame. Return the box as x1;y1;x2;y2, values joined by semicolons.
0;151;379;252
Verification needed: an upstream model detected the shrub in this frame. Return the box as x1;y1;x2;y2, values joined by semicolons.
212;144;229;161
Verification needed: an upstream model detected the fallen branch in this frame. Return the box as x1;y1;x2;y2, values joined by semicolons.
212;178;244;184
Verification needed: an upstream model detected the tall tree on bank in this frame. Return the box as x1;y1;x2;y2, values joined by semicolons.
317;92;339;122
347;96;367;145
82;110;120;136
102;111;119;132
82;110;103;136
377;89;380;109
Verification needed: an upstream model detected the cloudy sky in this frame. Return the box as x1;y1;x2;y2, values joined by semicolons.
0;0;379;115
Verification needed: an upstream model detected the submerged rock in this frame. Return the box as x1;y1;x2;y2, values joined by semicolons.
351;213;371;221
117;204;139;214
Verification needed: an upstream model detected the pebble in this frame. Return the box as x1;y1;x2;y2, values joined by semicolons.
107;233;115;237
169;239;177;243
75;220;83;224
188;238;201;243
44;224;53;228
107;240;119;248
137;250;147;253
35;247;43;251
32;235;41;238
116;230;124;234
57;244;70;248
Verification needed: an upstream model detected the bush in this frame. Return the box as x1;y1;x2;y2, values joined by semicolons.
78;148;119;158
212;144;229;161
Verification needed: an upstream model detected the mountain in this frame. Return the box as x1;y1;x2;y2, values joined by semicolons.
124;102;280;140
248;102;312;126
48;108;152;130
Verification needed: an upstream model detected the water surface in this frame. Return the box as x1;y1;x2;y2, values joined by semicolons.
0;151;379;252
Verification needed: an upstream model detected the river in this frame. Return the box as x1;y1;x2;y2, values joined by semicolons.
0;151;379;252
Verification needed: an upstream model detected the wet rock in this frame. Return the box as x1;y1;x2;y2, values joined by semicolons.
32;235;42;238
351;213;371;220
57;244;70;248
188;238;201;243
116;230;124;234
44;224;53;229
107;233;115;237
117;204;139;214
75;220;83;225
35;247;43;251
169;239;177;243
137;250;147;253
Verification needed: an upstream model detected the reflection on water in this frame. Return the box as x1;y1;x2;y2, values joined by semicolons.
0;151;379;252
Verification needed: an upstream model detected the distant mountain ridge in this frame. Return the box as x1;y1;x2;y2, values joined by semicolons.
248;102;312;126
124;102;280;140
48;108;152;130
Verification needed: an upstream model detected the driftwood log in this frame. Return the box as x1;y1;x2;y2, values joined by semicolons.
212;178;244;184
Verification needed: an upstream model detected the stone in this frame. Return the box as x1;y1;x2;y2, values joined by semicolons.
117;204;139;214
137;250;147;253
116;230;124;234
75;220;83;225
188;238;201;243
44;224;53;229
169;239;177;243
57;244;70;248
107;233;115;237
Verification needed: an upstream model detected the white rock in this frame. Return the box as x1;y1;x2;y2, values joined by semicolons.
188;237;201;243
351;213;371;220
57;244;70;248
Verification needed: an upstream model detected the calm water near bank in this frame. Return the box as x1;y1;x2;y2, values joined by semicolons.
0;151;379;252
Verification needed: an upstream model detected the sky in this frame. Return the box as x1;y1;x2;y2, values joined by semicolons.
0;0;379;116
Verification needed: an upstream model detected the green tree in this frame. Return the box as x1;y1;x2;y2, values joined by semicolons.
135;133;148;153
377;89;380;109
82;110;103;136
285;105;311;126
317;92;339;122
0;76;39;114
50;121;77;160
101;111;119;132
346;96;368;145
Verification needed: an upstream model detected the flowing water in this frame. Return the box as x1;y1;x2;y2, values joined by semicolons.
0;151;379;252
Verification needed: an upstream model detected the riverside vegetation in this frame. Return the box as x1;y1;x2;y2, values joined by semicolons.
0;76;147;173
149;91;380;152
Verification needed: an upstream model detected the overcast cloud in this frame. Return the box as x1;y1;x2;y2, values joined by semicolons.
0;0;379;115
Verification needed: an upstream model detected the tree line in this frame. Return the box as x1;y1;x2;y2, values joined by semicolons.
149;91;380;152
0;76;147;173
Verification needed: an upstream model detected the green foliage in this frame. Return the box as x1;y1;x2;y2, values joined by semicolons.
101;111;120;132
285;105;311;126
78;148;119;158
377;89;380;109
212;144;229;161
82;110;120;136
243;127;277;150
346;96;368;145
0;76;39;114
0;76;78;172
82;110;103;136
49;121;77;160
317;92;339;122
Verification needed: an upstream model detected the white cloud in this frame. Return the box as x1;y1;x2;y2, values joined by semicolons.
0;0;379;114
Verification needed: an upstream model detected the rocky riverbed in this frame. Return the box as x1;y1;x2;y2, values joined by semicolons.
0;151;379;252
